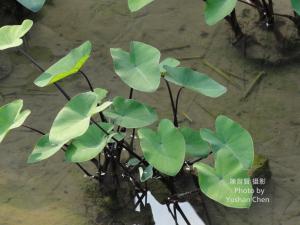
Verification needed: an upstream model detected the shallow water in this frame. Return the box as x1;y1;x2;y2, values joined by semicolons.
1;0;300;224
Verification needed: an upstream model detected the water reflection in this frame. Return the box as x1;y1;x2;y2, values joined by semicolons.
134;191;206;225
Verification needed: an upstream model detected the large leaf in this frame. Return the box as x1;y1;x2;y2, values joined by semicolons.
65;123;114;163
0;100;31;143
34;41;92;87
103;96;158;128
200;115;254;169
27;134;64;164
291;0;300;15
194;149;253;208
164;66;227;98
17;0;46;12
204;0;238;25
49;91;111;144
0;19;33;50
110;41;161;92
179;127;210;158
128;0;154;12
138;119;185;176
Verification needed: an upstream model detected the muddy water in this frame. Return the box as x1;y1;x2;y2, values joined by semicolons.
0;0;300;224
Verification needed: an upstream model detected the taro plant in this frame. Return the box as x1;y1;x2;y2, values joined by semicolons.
128;0;300;40
0;19;256;213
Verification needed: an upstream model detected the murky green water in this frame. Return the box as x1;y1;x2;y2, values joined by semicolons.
1;0;300;224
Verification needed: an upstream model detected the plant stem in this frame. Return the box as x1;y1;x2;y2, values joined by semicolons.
164;79;178;127
22;125;45;135
225;9;244;41
18;48;71;100
175;87;183;115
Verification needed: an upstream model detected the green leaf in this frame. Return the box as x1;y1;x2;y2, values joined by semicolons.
179;127;210;158
127;158;141;167
291;0;300;15
0;19;33;50
34;41;92;87
194;149;253;208
94;88;108;102
128;0;154;12
17;0;46;12
204;0;238;25
103;96;158;129
164;66;227;98
49;91;110;144
65;123;113;163
110;41;161;92
27;134;64;164
139;165;153;182
200;115;254;169
138;119;185;176
0;100;31;143
160;57;180;73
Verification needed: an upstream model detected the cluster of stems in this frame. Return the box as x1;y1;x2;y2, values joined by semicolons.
222;0;300;41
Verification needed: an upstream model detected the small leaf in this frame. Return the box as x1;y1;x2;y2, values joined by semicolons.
94;88;108;102
27;134;64;164
128;0;154;12
164;66;227;98
291;0;300;15
110;41;161;92
139;165;153;182
34;41;92;87
0;99;31;143
103;96;158;128
138;119;185;176
204;0;238;25
65;123;113;163
179;127;210;158
49;91;101;144
194;149;253;208
160;57;180;73
200;115;254;169
0;19;33;50
17;0;46;12
127;158;141;167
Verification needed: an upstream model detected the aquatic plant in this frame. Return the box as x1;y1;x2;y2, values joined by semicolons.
128;0;300;40
0;20;256;212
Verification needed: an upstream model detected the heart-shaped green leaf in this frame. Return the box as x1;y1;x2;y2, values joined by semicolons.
17;0;46;12
291;0;300;15
164;66;227;98
200;115;254;169
0;19;33;50
34;41;92;87
160;57;180;73
194;149;253;208
0;100;31;143
110;41;161;92
103;96;158;128
179;127;210;158
138;119;185;176
204;0;238;25
128;0;154;12
65;123;114;163
49;91;110;144
27;134;64;164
